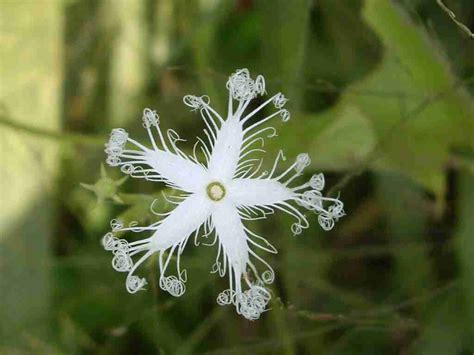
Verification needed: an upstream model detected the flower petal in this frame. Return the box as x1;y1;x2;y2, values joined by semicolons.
212;201;249;275
145;149;208;193
228;178;293;207
207;118;244;182
150;192;213;250
105;126;208;193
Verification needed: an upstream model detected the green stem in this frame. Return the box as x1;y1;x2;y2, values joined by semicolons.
0;115;105;146
437;0;474;39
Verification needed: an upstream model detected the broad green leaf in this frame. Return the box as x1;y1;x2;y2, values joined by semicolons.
281;0;474;200
309;105;376;170
357;0;474;197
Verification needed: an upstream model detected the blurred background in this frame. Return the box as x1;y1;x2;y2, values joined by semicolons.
1;0;473;354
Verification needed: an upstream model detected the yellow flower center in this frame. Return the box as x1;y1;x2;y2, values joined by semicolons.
207;181;226;201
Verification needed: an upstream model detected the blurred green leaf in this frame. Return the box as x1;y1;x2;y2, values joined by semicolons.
376;173;433;304
308;105;376;170
258;0;312;106
281;0;474;201
411;289;466;355
358;0;474;197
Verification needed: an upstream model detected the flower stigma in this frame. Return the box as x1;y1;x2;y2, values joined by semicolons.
206;181;226;201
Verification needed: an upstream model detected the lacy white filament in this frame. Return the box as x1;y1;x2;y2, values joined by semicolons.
102;68;345;321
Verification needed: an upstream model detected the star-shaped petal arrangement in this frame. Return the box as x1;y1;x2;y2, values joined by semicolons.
102;69;345;320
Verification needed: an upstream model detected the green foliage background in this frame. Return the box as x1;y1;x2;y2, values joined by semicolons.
1;0;473;354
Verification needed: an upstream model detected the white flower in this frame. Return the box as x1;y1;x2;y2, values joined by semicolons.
102;69;345;320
